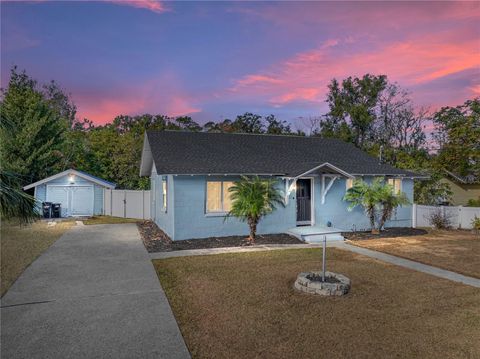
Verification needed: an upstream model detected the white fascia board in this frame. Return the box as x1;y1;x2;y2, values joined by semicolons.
294;162;354;180
140;133;154;177
23;169;115;190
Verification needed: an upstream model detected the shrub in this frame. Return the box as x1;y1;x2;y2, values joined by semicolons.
472;216;480;234
427;208;452;229
344;178;410;233
466;197;480;207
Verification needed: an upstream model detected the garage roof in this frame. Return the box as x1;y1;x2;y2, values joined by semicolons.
23;169;116;190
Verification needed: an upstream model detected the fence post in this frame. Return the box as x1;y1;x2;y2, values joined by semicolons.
458;206;462;229
412;203;417;228
123;190;127;218
111;189;113;216
103;188;106;216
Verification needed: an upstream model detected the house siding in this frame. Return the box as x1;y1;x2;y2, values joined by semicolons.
152;175;414;240
172;175;296;241
314;177;413;231
440;178;480;205
93;185;103;215
151;172;175;239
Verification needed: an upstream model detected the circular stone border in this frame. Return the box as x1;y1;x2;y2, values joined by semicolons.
294;271;351;296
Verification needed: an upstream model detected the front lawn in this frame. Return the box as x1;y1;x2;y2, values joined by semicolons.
1;220;74;296
83;215;140;225
350;230;480;278
154;248;480;359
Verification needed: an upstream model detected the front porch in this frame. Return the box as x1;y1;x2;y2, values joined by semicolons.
286;225;346;243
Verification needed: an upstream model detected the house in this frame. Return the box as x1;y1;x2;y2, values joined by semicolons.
140;131;420;241
441;171;480;206
23;169;116;217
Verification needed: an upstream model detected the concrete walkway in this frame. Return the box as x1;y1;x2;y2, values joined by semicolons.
150;243;324;259
332;242;480;288
1;224;190;359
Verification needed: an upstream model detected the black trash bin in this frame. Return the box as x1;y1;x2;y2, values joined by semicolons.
52;203;61;218
42;202;52;219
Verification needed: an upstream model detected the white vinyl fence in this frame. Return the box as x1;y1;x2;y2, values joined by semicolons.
103;189;151;220
413;204;480;229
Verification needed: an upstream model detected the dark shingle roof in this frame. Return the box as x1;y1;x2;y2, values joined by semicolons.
146;131;419;177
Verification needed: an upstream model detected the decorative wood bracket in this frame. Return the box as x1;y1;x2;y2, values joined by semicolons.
321;175;338;204
285;178;297;204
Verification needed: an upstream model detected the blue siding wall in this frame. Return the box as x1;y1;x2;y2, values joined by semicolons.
33;174;105;216
152;173;175;238
385;178;413;227
172;176;296;241
152;174;414;240
36;184;46;202
315;176;413;231
93;185;103;215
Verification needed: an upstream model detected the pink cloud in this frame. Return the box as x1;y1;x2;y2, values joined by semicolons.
74;74;201;124
105;0;168;14
229;31;479;108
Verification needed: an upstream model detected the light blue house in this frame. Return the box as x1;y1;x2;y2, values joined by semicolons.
140;131;421;241
23;169;116;217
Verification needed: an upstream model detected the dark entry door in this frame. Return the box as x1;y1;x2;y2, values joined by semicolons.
296;178;311;224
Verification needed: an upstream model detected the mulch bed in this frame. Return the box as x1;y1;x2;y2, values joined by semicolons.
342;227;428;241
137;221;304;253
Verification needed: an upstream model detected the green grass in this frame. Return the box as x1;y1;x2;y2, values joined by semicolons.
83;215;140;225
1;220;74;296
154;248;480;359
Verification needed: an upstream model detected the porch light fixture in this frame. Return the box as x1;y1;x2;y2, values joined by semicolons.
69;175;75;184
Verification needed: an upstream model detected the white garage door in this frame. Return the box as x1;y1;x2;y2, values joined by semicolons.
46;186;70;217
71;186;94;216
46;185;94;217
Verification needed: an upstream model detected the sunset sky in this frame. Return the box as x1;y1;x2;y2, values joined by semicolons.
2;1;479;127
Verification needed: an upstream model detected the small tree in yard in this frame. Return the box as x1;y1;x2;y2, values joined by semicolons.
344;178;410;233
226;176;284;244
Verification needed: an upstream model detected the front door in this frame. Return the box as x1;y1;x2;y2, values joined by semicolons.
296;178;311;225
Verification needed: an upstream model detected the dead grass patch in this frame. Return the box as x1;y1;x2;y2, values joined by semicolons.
351;230;480;278
154;248;480;359
83;215;140;225
1;220;74;296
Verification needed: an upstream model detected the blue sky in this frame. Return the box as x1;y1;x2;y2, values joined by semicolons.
2;1;479;127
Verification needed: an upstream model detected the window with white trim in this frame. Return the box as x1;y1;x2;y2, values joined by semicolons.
206;181;234;213
162;176;167;211
388;178;402;194
345;178;354;190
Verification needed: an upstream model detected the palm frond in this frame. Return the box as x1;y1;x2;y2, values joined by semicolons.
0;170;39;223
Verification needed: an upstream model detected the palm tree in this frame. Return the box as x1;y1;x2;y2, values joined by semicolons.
344;177;409;233
0;170;38;223
344;178;383;232
377;184;410;230
0;113;39;223
226;176;284;244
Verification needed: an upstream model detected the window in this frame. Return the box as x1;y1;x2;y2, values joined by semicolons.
206;181;234;213
388;178;402;194
162;176;167;210
345;178;354;190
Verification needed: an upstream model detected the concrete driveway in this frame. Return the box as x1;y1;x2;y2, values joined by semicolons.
1;223;190;359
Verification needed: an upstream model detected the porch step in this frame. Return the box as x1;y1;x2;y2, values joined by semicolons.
303;233;345;243
286;226;346;243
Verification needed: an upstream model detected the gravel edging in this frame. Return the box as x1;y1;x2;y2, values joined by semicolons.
137;221;304;253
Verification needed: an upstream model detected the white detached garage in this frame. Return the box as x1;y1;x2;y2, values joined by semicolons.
24;169;116;217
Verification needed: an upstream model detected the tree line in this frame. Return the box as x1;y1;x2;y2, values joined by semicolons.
1;67;478;206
